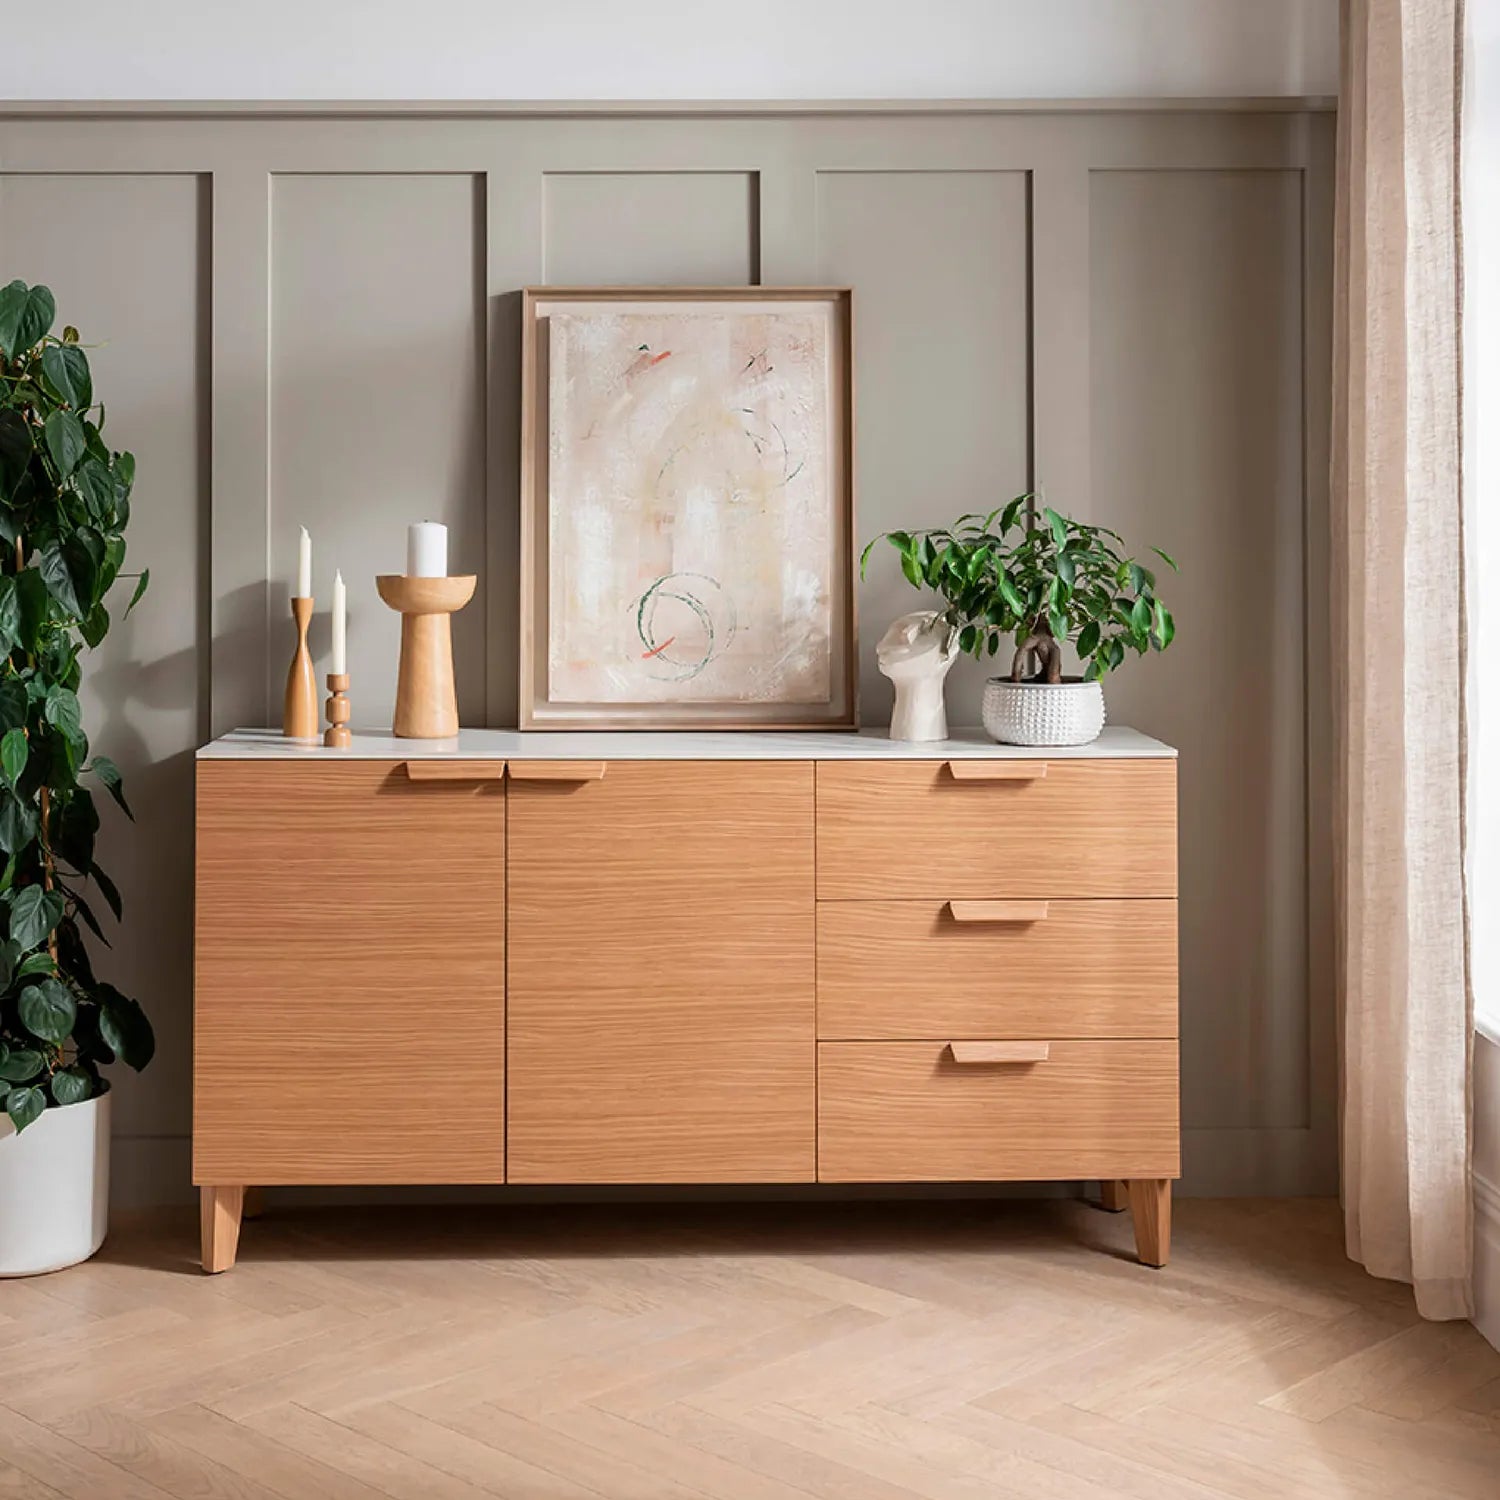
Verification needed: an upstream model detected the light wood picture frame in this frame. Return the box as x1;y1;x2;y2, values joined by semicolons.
520;287;856;729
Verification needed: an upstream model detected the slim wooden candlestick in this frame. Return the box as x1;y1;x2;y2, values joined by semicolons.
374;574;476;738
283;596;317;739
324;673;351;748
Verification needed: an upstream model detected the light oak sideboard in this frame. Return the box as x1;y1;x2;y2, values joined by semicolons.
193;727;1179;1272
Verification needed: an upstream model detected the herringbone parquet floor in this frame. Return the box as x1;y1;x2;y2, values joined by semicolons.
1;1197;1496;1499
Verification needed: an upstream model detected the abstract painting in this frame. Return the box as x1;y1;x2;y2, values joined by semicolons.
520;290;854;728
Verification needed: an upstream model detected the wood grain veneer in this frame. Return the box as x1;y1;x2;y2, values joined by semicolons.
193;760;506;1183
815;758;1177;899
816;897;1178;1039
507;761;815;1183
817;1039;1180;1183
1130;1178;1173;1267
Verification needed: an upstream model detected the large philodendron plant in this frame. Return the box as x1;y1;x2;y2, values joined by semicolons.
863;495;1178;684
0;279;153;1133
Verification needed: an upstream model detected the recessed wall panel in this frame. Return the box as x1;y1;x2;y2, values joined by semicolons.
1089;168;1307;1134
0;172;208;1149
816;171;1031;724
269;173;485;725
543;172;758;285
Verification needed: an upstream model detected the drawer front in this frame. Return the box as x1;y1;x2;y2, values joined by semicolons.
815;759;1176;899
817;899;1177;1039
817;1040;1179;1182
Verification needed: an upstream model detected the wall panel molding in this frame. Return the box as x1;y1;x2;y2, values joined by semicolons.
0;103;1335;1201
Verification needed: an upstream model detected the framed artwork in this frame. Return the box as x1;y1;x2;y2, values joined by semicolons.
519;287;855;729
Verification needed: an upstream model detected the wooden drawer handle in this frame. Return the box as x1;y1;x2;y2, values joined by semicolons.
948;900;1050;923
948;1041;1051;1064
947;761;1048;781
508;761;607;782
404;761;506;781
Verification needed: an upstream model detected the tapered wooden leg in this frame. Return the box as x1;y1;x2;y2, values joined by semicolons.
1099;1180;1129;1213
1128;1178;1172;1267
200;1186;244;1274
242;1186;266;1220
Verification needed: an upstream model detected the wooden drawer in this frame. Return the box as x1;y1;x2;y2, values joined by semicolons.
815;759;1176;899
817;1039;1179;1182
817;898;1177;1040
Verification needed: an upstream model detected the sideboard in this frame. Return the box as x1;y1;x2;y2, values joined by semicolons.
193;727;1179;1272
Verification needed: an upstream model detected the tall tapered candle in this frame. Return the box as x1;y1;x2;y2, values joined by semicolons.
296;526;312;598
330;569;346;676
406;521;447;578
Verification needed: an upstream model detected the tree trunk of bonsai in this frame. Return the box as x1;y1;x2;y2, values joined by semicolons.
1009;624;1063;684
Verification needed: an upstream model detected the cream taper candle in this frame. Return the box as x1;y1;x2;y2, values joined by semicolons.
330;569;346;676
296;526;312;597
406;521;447;578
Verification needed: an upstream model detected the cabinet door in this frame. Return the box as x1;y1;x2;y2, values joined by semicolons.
507;761;815;1183
194;760;506;1183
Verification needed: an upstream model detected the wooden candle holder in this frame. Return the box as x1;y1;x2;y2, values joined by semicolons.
283;596;318;739
375;574;476;738
324;673;351;748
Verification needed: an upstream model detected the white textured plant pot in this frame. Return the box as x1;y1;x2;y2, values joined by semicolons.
982;678;1107;747
0;1089;110;1276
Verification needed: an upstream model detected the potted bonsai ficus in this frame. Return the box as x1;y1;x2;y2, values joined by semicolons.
0;280;154;1276
863;495;1177;746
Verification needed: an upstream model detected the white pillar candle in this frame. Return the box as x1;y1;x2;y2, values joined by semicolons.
296;526;312;598
331;569;347;676
406;521;447;578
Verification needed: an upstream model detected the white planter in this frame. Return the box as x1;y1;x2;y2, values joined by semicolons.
0;1089;110;1276
982;677;1107;747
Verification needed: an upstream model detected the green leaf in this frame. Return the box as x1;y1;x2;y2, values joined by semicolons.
858;536;878;580
958;625;977;655
5;1085;44;1132
1077;620;1101;658
98;985;154;1071
43;410;86;479
997;575;1025;617
14;569;49;653
1150;545;1179;572
0;1046;43;1083
1056;549;1076;589
1157;605;1176;649
51;1067;92;1107
19;978;76;1045
80;602;109;649
40;342;92;410
43;685;84;748
999;495;1027;534
0;792;37;856
1048;608;1069;642
1043;506;1068;551
0;280;54;359
88;755;132;820
0;409;33;500
16;951;55;980
39;542;82;617
123;568;149;618
899;548;923;588
1129;595;1153;640
8;885;64;950
0;727;28;786
0;939;16;989
0;577;18;654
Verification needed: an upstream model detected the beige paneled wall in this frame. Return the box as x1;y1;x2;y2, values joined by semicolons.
0;103;1334;1198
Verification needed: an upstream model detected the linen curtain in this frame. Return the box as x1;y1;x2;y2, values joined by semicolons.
1334;0;1472;1320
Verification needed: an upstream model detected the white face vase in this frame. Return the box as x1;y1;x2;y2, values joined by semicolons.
876;611;958;743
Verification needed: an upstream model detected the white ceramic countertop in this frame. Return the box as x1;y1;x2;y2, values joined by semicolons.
198;726;1176;760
